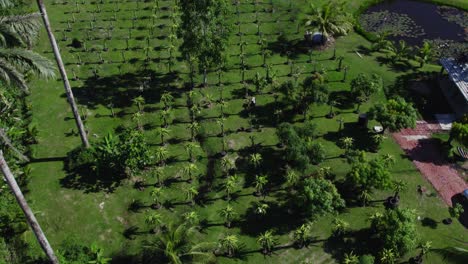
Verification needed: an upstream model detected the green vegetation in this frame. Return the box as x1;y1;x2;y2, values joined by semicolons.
0;0;466;263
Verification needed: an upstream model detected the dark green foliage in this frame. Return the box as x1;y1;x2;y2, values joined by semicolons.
295;177;345;217
66;130;151;177
359;254;375;264
277;122;325;170
449;121;468;146
348;154;393;191
350;73;381;99
178;0;232;70
57;238;93;264
368;97;417;132
370;208;418;256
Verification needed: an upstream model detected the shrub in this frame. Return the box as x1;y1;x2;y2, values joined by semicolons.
359;254;375;264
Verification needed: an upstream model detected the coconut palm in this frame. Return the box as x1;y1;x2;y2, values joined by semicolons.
132;95;145;113
218;234;239;257
343;251;359;264
151;166;165;187
257;230;276;255
155;146;169;166
132;111;143;131
285;167;300;190
184;142;200;162
216;117;226;137
218;99;228;117
340;137;354;155
293;223;312;248
380;248;396;264
184;186;199;206
331;218;349;238
183;211;199;226
145;212;163;233
221;155;235;177
359;189;372;207
161;108;173;128
0;151;59;263
391;179;407;200
254;202;269;217
146;223;214;264
150;187;163;209
416;41;433;68
254;175;268;197
416;241;432;262
36;0;89;147
161;92;174;109
303;1;352;44
188;121;200;141
249;153;262;170
224;175;238;201
183;163;198;182
155;127;171;145
371;31;391;52
89;244;112;264
219;205;236;228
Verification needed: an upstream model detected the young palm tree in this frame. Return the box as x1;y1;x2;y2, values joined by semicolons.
184;186;199;206
150;187;163;209
293;223;312;248
303;2;352;44
151;166;165;187
161;92;174;109
416;241;432;262
188;121;200;141
146;223;214;264
224;175;238;201
161;108;173;128
254;202;269;217
219;205;236;228
36;0;89;147
184;142;200;162
155;127;171;145
343;251;359;264
89;244;112;264
183;163;198;182
249;153;262;170
254;175;268;197
145;212;163;234
0;151;59;263
132;95;145;113
380;248;396;264
155;146;169;166
416;41;433;68
216;117;226;137
183;211;200;227
132;111;144;131
218;234;239;257
340;137;354;156
257;230;276;255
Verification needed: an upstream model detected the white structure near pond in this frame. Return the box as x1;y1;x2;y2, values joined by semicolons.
439;57;468;118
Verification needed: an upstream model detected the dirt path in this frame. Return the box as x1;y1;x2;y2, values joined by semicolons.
393;121;467;206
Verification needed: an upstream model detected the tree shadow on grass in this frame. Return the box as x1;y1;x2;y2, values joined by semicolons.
71;70;179;110
322;122;373;152
323;228;379;263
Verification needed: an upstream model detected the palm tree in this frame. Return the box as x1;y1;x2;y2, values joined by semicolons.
249;153;262;170
343;251;359;264
340;137;354;155
254;202;269;217
224;175;238;201
183;211;199;227
386;40;412;64
293;223;312;248
285;167;300;190
416;41;433;68
150;187;163;209
371;31;391;52
219;205;236;228
257;230;276;255
161;108;173;128
218;234;239;257
184;142;200;162
359;189;372;207
0;127;29;162
0;151;59;263
155;146;169;166
380;248;396;264
188;121;200;141
183;163;198;182
146;223;214;264
132;95;145;113
132;111;143;131
216;117;226;137
36;0;89;147
391;179;407;200
303;2;352;44
161;92;174;109
145;212;163;234
416;241;432;262
151;166;165;187
254;175;268;197
221;155;234;177
156;127;171;145
184;186;199;206
89;243;112;264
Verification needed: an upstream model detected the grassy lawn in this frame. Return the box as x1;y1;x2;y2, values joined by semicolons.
23;0;467;263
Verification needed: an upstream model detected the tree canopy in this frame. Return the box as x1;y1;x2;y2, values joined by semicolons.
368;97;417;132
347;154;393;191
350;73;381;100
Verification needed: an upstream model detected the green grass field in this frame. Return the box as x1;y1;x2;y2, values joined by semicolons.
23;0;467;263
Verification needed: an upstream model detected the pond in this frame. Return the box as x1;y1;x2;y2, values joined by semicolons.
361;0;467;49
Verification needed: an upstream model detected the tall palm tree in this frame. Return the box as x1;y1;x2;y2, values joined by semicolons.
224;175;238;201
155;127;171;145
0;151;59;263
184;142;200;162
303;1;352;44
254;175;268;197
36;0;89;147
146;223;214;264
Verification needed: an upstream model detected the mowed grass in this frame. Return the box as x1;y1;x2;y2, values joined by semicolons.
23;0;467;263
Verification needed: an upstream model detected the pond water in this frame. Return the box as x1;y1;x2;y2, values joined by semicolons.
361;0;467;46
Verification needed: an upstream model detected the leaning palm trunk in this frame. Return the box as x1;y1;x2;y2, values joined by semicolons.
0;151;59;263
0;127;30;162
36;0;89;148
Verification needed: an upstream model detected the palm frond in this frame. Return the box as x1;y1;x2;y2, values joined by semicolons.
0;0;14;9
0;57;28;91
0;13;42;47
0;48;56;80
